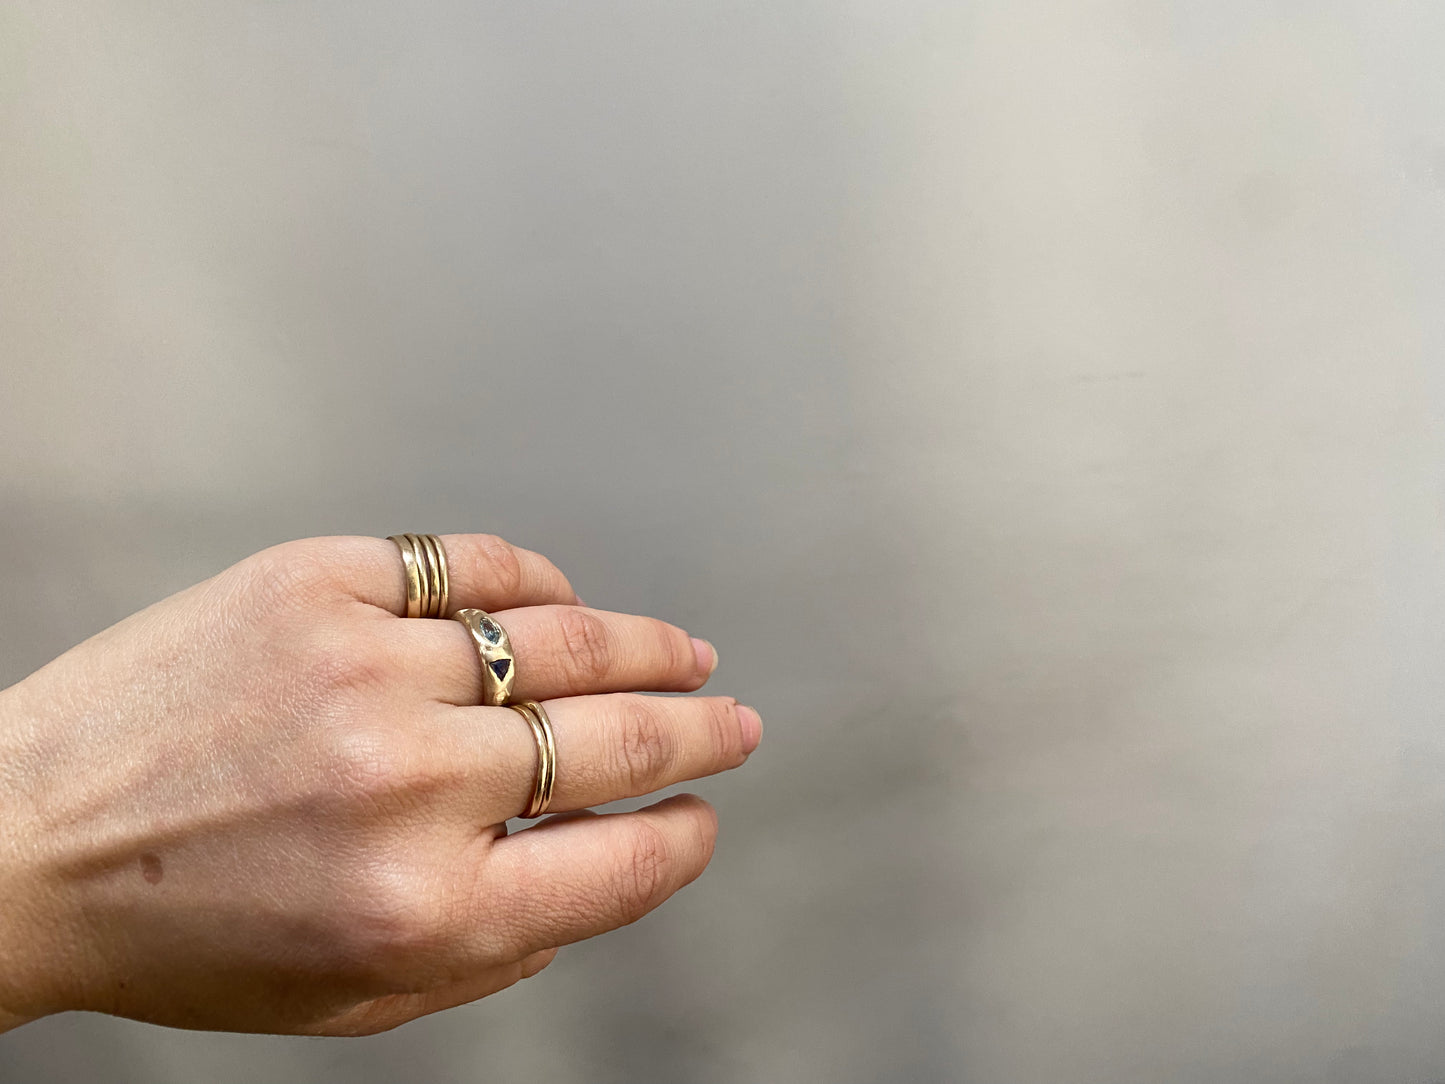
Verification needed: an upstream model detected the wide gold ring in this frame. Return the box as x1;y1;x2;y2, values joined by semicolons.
509;700;557;818
452;608;517;706
387;534;450;618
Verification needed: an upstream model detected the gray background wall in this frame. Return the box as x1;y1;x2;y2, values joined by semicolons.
4;2;1445;1082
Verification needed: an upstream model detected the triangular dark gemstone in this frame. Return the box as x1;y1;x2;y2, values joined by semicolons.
489;658;511;681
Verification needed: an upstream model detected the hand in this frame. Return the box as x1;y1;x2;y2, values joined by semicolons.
0;534;760;1034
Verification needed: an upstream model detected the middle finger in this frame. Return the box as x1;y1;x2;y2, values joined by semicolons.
396;605;719;704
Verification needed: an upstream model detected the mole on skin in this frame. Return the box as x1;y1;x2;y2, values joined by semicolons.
139;853;164;885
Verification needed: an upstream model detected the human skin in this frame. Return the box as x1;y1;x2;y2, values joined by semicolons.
0;534;760;1035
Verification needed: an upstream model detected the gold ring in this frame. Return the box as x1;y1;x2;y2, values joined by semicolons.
387;534;449;618
509;700;557;818
452;608;517;706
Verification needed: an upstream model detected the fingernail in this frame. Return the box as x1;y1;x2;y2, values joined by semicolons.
691;637;718;676
737;704;763;754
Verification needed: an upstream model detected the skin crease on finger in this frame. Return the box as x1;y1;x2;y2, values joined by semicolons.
0;535;755;1034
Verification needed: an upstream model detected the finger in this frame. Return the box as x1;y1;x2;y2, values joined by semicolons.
466;794;718;962
407;605;718;705
345;534;581;615
536;808;599;827
315;948;559;1036
430;694;760;822
501;606;719;700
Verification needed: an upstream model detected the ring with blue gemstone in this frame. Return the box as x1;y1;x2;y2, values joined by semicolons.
452;608;518;706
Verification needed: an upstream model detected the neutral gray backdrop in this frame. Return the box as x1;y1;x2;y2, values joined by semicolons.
4;2;1445;1082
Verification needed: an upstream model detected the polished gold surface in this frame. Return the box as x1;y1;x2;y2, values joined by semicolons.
387;534;424;618
519;699;556;814
451;607;517;705
409;533;437;617
509;703;546;816
427;534;449;617
388;534;450;618
509;700;556;818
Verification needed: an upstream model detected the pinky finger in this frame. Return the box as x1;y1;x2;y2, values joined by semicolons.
473;793;719;962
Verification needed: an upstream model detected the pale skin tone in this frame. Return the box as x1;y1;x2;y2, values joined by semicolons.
0;534;761;1035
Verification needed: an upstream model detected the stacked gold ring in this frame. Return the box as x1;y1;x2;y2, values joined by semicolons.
387;534;450;619
508;700;557;818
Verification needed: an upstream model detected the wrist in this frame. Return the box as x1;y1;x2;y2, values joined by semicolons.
0;682;57;1027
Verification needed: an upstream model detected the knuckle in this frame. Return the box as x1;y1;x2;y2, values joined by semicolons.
615;819;671;922
613;696;674;792
556;607;612;683
235;539;337;615
476;534;525;598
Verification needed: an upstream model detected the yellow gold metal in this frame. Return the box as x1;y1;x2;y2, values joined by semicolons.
509;704;547;817
518;700;556;814
388;533;450;618
408;533;436;618
428;535;449;617
388;535;424;618
452;608;517;706
509;700;556;818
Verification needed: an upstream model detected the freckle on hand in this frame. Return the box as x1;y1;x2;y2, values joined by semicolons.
139;853;164;885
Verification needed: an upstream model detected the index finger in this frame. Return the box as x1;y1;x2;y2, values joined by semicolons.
349;533;581;615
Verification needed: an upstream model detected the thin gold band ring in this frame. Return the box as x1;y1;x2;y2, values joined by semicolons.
509;700;557;818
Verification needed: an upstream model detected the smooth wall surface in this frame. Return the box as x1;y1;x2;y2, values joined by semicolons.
4;3;1445;1082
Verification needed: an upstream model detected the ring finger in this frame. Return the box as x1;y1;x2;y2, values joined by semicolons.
430;693;762;823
